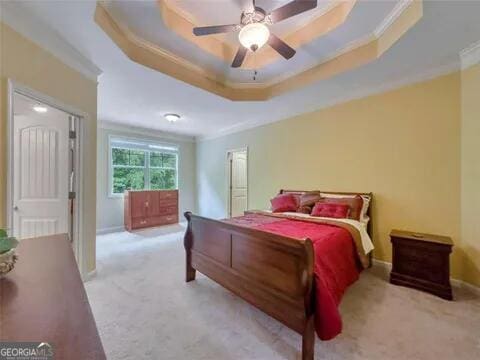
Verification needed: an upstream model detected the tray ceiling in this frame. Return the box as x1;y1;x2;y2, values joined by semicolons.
95;0;423;100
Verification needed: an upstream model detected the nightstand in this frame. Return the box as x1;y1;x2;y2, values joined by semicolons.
390;229;453;300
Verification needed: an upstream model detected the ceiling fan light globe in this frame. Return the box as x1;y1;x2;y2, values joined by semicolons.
238;23;270;50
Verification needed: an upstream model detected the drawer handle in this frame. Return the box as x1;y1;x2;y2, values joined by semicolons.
141;220;147;224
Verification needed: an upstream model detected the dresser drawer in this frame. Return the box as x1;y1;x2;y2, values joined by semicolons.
151;214;178;226
159;191;178;200
159;199;178;207
132;217;149;229
157;206;177;216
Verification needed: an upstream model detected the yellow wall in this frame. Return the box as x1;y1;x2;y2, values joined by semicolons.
460;63;480;286
197;72;469;283
0;23;98;273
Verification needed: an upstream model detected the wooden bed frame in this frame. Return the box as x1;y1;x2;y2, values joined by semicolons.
184;190;373;360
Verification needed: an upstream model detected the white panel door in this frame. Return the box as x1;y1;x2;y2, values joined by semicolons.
13;110;69;239
230;150;248;217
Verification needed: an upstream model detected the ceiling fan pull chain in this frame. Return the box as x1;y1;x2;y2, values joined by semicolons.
253;52;258;81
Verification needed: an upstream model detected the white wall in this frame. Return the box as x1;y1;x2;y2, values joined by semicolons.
96;121;196;232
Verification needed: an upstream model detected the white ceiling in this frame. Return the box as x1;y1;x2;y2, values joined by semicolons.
13;92;70;124
4;1;480;139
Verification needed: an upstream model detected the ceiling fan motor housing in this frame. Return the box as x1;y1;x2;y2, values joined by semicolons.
240;6;268;26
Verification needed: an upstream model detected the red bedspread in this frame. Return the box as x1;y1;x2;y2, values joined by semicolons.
225;214;360;340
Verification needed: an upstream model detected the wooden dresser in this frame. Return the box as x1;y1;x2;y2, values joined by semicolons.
0;234;106;359
124;190;178;231
390;229;453;300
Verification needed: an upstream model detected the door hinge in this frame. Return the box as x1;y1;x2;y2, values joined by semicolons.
69;191;76;199
69;130;76;139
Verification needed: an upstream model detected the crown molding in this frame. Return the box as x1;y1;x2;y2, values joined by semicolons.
98;120;196;143
374;0;413;38
0;1;102;81
197;60;459;142
460;40;480;70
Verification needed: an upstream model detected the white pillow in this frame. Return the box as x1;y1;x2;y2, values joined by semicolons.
320;193;371;225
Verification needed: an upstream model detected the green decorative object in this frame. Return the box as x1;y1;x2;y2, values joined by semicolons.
0;229;18;277
0;229;19;254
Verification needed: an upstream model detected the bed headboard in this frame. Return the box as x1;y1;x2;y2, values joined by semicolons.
279;189;374;240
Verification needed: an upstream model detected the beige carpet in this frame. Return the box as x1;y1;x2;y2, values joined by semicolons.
86;224;480;360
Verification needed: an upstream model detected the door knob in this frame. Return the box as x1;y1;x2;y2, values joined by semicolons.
13;206;18;211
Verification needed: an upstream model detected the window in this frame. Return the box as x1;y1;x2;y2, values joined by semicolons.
109;137;178;196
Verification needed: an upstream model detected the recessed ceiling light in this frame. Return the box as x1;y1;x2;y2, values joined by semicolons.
33;105;48;113
164;113;180;122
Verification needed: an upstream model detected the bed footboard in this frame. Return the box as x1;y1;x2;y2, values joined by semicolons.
184;212;316;360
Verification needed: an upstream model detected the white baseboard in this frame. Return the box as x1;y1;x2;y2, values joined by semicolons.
82;269;97;282
96;226;124;235
372;259;480;296
450;278;480;296
372;259;393;269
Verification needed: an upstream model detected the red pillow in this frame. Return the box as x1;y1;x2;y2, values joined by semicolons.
311;203;350;219
320;195;363;220
270;194;298;213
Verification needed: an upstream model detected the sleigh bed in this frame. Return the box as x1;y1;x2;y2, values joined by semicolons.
183;190;373;360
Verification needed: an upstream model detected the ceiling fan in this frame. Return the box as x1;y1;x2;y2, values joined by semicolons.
192;0;318;68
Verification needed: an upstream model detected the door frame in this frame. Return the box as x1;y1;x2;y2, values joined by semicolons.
6;79;87;278
225;147;248;218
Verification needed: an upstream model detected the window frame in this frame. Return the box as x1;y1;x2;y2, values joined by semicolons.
108;135;179;197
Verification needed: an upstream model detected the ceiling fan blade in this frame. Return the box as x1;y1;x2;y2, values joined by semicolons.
193;24;239;36
268;34;296;59
268;0;317;24
231;46;248;68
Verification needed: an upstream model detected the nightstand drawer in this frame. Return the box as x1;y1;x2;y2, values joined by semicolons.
394;243;442;266
393;244;446;281
393;255;445;284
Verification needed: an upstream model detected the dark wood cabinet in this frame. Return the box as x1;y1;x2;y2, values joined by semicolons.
1;234;106;359
390;229;453;300
124;190;178;231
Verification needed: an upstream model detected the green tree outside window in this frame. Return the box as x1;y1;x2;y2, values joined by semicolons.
111;146;177;194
